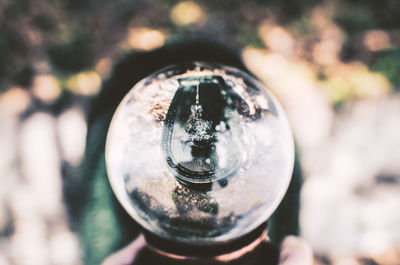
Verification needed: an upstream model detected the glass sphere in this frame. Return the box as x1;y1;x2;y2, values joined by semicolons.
106;62;294;245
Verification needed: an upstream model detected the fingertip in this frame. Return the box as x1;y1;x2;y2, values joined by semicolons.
279;236;313;265
101;235;147;265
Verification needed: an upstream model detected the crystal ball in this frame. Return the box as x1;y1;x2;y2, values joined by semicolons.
105;62;294;245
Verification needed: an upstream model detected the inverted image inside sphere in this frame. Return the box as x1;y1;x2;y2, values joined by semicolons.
106;62;294;244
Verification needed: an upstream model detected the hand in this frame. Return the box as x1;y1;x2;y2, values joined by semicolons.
279;236;313;265
101;235;146;265
102;235;313;265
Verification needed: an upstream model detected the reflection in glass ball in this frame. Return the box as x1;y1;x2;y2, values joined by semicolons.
106;62;294;245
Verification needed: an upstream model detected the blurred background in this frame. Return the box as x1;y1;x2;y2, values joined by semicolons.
0;0;400;264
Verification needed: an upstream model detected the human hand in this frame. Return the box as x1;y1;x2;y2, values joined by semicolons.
278;236;313;265
102;235;147;265
102;235;313;265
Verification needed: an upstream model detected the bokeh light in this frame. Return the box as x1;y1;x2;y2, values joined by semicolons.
0;87;30;115
126;27;166;51
67;71;102;96
31;75;62;102
170;1;205;26
0;0;399;264
363;30;391;52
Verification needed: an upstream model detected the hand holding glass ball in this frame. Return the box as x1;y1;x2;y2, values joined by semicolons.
105;62;296;262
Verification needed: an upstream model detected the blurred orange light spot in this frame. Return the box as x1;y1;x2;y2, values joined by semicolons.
128;27;166;51
68;71;101;96
363;30;391;52
32;74;62;102
242;47;288;81
310;6;334;30
170;1;204;26
95;58;112;78
312;40;341;65
0;87;30;114
259;24;294;56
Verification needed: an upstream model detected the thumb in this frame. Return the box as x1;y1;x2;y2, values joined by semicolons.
279;236;313;265
102;235;146;265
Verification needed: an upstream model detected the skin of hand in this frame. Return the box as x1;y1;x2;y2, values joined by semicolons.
101;235;147;265
102;235;313;265
279;236;313;265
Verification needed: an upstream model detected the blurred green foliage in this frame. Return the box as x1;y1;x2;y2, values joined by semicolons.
371;50;400;91
335;4;373;34
0;0;399;93
335;0;400;33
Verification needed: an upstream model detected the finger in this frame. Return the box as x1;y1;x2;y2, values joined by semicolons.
102;235;146;265
279;236;313;265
